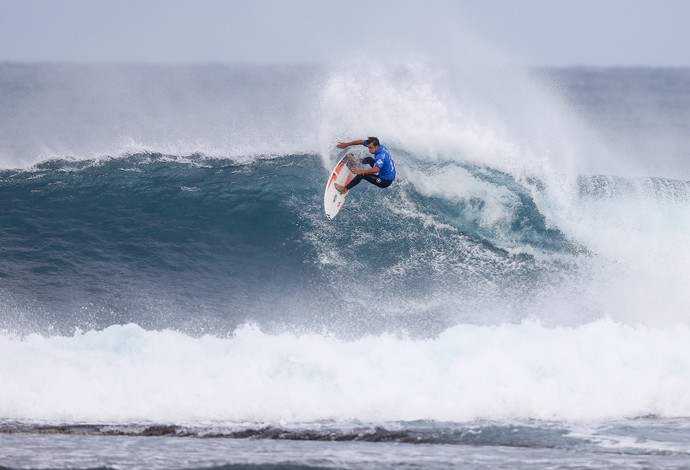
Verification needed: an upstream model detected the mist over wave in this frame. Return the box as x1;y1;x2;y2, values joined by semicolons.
0;63;323;165
4;63;688;176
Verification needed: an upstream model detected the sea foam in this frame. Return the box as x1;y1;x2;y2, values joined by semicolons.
2;320;689;424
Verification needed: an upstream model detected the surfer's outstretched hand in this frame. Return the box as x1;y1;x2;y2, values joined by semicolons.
336;142;348;149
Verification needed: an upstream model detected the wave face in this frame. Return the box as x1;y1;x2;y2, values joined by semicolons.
0;153;586;336
1;64;690;426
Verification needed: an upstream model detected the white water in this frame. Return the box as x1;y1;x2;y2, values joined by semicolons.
2;321;690;424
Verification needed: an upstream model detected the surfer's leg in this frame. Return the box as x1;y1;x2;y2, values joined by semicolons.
362;157;376;166
344;175;392;192
345;175;363;190
361;174;393;188
361;157;376;167
342;157;375;192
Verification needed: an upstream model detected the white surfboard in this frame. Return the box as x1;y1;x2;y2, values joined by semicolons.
324;153;357;220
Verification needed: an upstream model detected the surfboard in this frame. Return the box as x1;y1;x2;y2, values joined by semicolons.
324;153;357;220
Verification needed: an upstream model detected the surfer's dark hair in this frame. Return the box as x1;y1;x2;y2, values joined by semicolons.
365;137;380;147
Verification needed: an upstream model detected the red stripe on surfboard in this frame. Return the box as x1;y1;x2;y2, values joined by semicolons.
327;160;348;190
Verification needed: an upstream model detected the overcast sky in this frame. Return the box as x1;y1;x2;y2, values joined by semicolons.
1;0;689;66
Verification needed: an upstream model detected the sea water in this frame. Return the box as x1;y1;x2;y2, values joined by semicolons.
1;63;690;469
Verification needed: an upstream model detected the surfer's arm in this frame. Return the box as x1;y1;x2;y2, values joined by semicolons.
354;165;380;176
336;139;365;149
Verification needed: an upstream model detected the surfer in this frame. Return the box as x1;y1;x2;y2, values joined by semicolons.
334;137;396;194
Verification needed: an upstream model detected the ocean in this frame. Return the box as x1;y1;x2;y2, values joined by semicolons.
0;63;689;469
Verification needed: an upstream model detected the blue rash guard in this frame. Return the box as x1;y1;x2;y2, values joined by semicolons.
363;143;396;181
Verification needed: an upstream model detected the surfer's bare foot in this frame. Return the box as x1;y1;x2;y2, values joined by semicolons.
334;183;348;194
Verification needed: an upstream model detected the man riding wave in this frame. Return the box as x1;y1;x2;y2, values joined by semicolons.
334;137;396;194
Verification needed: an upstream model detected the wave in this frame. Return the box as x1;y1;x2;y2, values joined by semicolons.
1;320;689;424
2;64;690;429
1;153;690;335
0;153;573;335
